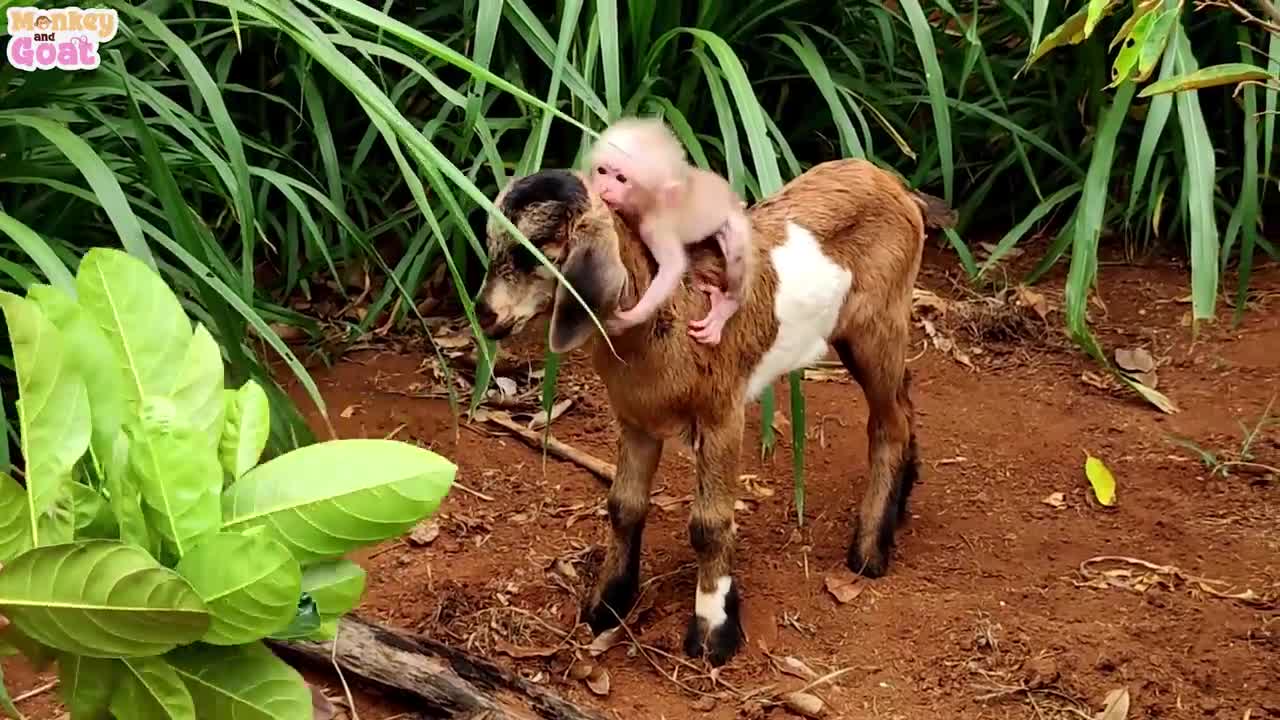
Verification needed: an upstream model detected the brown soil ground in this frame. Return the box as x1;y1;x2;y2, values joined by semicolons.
5;239;1279;720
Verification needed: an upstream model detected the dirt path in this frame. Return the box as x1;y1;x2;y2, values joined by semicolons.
5;246;1278;719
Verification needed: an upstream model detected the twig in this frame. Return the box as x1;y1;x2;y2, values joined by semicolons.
453;481;496;502
480;413;616;485
14;679;57;704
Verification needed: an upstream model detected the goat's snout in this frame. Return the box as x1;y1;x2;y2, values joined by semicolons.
474;298;505;338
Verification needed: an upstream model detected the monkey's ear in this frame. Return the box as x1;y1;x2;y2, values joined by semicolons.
548;245;624;354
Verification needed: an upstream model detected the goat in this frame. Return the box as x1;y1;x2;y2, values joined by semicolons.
473;160;956;667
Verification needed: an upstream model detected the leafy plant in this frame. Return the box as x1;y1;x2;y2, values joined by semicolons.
0;248;456;718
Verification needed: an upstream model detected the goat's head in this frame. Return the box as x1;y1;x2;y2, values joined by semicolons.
474;169;629;354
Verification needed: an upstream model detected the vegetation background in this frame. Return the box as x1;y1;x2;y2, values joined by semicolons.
1;0;1276;472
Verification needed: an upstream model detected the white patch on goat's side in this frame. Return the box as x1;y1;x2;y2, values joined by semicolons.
744;221;853;401
695;576;733;629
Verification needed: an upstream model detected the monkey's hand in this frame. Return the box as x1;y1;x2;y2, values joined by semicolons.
688;282;738;345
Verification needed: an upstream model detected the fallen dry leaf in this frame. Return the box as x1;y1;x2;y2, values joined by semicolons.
339;404;360;419
1042;492;1067;509
824;572;866;605
691;696;718;713
1013;286;1050;320
493;376;519;399
588;627;625;657
651;493;692;512
781;691;827;718
1095;687;1130;720
408;520;440;546
585;666;611;696
778;656;820;681
1114;347;1155;373
433;331;472;349
527;398;574;431
568;660;595;681
553;558;579;581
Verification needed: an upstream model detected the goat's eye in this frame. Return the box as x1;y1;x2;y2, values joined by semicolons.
511;243;540;272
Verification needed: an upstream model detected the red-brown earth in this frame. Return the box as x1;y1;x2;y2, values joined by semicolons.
6;238;1279;720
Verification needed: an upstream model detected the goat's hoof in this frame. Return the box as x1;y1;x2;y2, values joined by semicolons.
583;576;639;634
682;582;743;667
846;542;890;579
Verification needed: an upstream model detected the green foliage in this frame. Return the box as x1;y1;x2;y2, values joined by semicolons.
0;248;455;718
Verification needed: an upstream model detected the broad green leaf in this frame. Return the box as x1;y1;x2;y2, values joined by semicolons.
1084;451;1117;506
58;654;119;720
0;474;31;563
219;380;271;483
167;641;310;719
222;439;455;564
111;656;195;720
25;283;126;478
1084;0;1119;38
71;481;119;539
300;559;366;619
1108;0;1160;51
125;406;222;560
105;433;154;554
170;325;226;452
75;248;193;417
1024;3;1121;68
267;594;320;640
1107;8;1158;88
174;532;301;646
305;617;339;642
1135;8;1176;81
0;291;91;548
0;540;210;657
1138;62;1276;97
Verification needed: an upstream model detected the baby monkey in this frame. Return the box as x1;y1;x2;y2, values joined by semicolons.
584;117;752;346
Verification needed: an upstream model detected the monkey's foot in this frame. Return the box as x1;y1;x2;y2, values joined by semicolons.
688;283;738;345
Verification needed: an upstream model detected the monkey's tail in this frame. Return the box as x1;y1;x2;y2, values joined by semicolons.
910;190;958;231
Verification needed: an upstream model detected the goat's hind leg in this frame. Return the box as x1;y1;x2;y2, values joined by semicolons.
833;326;919;579
683;408;745;666
584;422;662;634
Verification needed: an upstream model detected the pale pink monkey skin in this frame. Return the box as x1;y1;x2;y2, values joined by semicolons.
584;118;752;345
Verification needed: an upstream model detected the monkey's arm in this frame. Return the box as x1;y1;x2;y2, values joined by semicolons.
613;226;687;327
717;210;752;301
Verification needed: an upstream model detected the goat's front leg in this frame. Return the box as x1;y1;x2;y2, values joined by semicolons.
584;422;662;634
683;408;745;666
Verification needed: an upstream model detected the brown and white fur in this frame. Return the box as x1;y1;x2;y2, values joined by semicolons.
474;160;956;667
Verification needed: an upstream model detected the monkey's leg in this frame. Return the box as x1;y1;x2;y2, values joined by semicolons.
689;215;749;345
610;231;688;331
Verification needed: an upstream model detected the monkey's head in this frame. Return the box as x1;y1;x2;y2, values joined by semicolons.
474;169;628;354
584;118;688;216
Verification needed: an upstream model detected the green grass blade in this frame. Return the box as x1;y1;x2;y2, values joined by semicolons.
0;213;75;296
1170;24;1220;328
0;114;155;272
596;0;621;119
1261;32;1279;210
898;0;954;203
1232;26;1261;328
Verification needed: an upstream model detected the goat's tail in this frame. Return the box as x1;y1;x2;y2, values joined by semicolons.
910;190;957;231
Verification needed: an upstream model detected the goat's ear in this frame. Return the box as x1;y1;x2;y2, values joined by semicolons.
548;244;624;354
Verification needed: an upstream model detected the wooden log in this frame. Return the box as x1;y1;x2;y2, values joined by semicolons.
269;614;606;720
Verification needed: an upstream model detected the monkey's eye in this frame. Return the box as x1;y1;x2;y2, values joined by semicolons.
615;174;627;184
595;166;607;175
